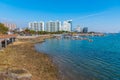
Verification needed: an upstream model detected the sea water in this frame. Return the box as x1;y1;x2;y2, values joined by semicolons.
35;34;120;80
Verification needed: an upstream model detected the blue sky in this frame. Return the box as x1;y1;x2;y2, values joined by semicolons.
0;0;120;32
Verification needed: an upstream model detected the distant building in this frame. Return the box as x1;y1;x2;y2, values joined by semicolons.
83;27;88;33
15;28;24;32
62;20;72;32
46;20;61;32
3;23;17;31
75;25;82;32
28;21;44;31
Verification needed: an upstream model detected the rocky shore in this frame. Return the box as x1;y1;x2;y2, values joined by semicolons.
0;35;59;80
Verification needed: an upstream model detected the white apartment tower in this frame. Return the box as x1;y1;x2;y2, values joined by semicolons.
46;20;61;32
29;21;44;31
62;20;72;32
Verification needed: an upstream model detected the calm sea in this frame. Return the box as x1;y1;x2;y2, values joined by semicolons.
35;34;120;80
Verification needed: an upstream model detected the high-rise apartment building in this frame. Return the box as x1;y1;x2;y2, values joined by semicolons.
29;21;44;31
28;20;72;32
56;20;62;31
45;20;61;32
62;20;72;32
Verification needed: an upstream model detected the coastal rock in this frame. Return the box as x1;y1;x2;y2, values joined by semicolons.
8;68;32;80
0;66;10;80
0;67;32;80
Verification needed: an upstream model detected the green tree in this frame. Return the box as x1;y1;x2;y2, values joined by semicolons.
29;30;36;34
0;23;9;34
24;28;30;32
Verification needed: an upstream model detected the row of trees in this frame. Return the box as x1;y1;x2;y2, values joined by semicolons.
17;28;70;35
18;28;95;36
0;23;9;34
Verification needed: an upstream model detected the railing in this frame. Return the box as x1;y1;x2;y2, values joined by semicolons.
0;34;17;50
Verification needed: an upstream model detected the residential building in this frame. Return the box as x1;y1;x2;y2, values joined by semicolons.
28;20;72;32
75;25;82;32
29;21;44;31
83;27;88;33
45;20;61;32
15;28;24;32
62;20;72;32
3;23;17;31
56;20;62;31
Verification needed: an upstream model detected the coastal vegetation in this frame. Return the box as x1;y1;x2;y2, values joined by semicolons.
0;23;9;34
15;28;70;35
14;28;103;36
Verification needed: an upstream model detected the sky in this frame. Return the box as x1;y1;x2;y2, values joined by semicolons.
0;0;120;32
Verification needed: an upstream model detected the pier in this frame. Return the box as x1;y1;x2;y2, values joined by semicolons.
0;34;17;50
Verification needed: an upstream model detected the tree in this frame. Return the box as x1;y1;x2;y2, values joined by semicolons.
0;23;9;34
29;30;36;34
24;28;30;33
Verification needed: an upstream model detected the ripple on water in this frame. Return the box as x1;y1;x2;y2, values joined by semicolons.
35;34;120;80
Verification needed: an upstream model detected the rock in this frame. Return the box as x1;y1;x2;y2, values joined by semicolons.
0;66;9;80
0;66;32;80
8;68;32;80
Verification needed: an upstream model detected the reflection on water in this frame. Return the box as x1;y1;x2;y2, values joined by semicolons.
35;34;120;80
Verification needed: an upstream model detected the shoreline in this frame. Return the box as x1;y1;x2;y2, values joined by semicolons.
0;35;59;80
